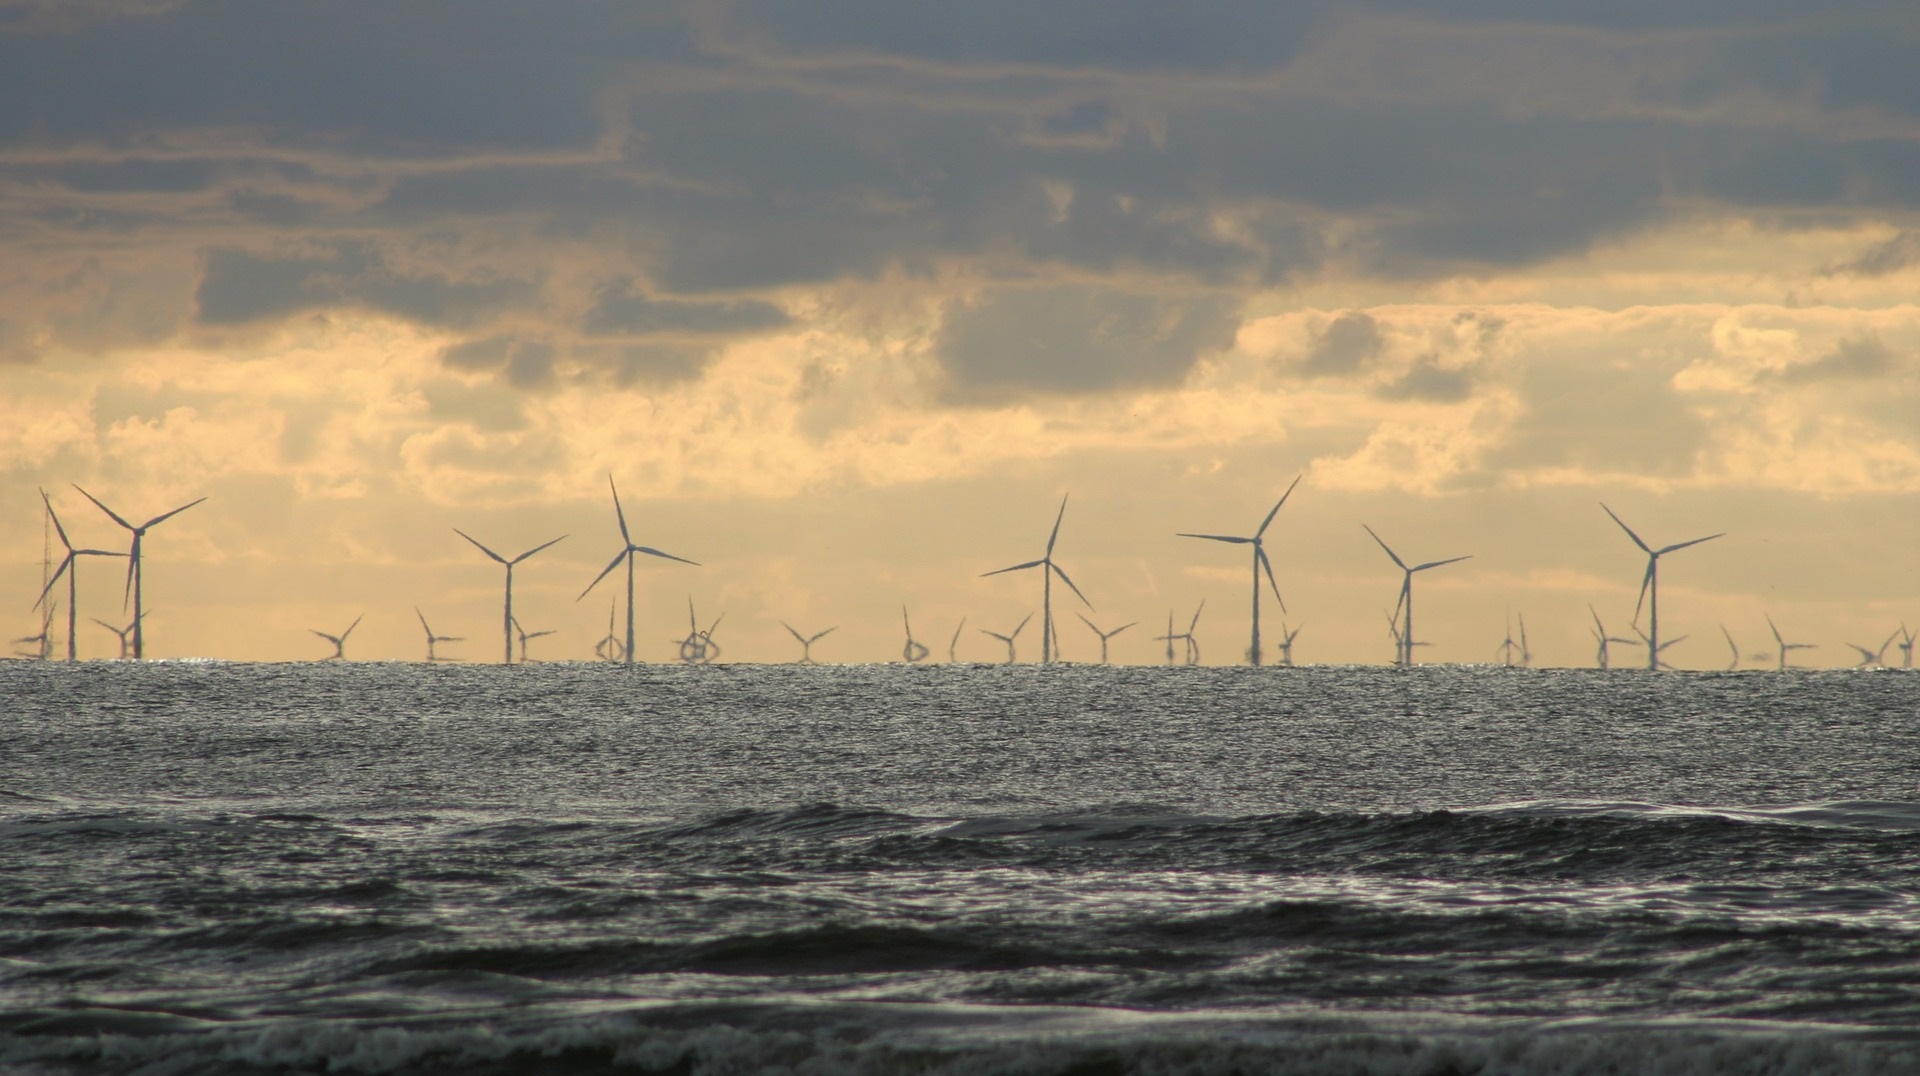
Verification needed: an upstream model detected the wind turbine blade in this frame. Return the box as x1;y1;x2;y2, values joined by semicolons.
510;535;567;563
982;559;1045;577
1188;599;1206;633
1076;612;1099;633
1391;579;1409;625
308;630;336;643
1362;525;1407;570
1767;615;1784;647
1599;503;1652;554
416;607;432;634
982;630;1010;643
1256;474;1303;538
1258;547;1285;613
578;550;628;600
1011;613;1033;638
72;485;135;531
1589;604;1605;634
91;618;119;632
122;539;138;611
809;628;837;643
779;620;806;643
453;529;508;565
607;475;632;544
1177;533;1252;544
1045;494;1068;556
1049;562;1093;609
1412;555;1472;572
140;497;207;530
342;615;363;641
1656;533;1724;555
633;546;698;566
39;491;73;551
33;555;74;610
1633;562;1653;622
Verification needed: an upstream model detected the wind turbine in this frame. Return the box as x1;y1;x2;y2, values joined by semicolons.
1897;624;1915;669
34;490;127;662
982;494;1091;663
1076;613;1135;664
594;601;623;663
92;613;147;660
1179;601;1205;665
677;598;722;664
781;621;836;664
416;607;463;663
900;608;930;663
72;485;206;660
1718;624;1741;671
1766;615;1815;670
12;602;55;660
979;613;1032;664
1497;615;1520;666
1600;505;1722;672
453;529;565;664
1275;621;1301;667
578;475;697;665
511;615;556;663
1845;629;1899;668
1364;525;1469;666
1155;610;1179;665
1588;606;1639;670
309;615;363;661
1632;624;1688;670
1385;609;1434;665
947;617;967;663
1177;474;1301;666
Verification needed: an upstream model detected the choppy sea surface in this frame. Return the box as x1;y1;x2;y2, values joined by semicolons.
2;661;1917;1075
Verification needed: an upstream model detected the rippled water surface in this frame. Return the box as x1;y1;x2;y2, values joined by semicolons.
2;662;1917;1074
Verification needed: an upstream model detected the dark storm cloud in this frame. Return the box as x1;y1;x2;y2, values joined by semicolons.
934;285;1238;399
582;287;791;337
195;243;537;328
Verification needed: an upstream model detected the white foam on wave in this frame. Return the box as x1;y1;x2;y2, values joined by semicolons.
1458;799;1920;832
5;1002;1919;1075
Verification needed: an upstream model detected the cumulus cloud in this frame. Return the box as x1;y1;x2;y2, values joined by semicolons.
1297;311;1385;376
1771;335;1901;384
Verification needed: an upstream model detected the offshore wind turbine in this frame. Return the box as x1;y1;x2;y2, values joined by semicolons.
1587;606;1637;670
73;485;206;660
1076;613;1135;664
34;490;127;662
1766;615;1815;670
1155;610;1179;666
578;476;697;665
309;615;363;661
900;608;930;663
1364;525;1469;666
780;621;836;664
416;607;462;663
1633;624;1688;671
1719;624;1741;671
594;601;623;663
454;529;565;664
1845;629;1899;668
93;613;147;660
979;613;1032;665
1275;621;1302;667
1897;624;1915;669
982;494;1091;664
947;617;967;663
1179;601;1205;665
511;616;556;663
1177;474;1301;666
1600;505;1721;673
12;602;55;660
677;598;722;663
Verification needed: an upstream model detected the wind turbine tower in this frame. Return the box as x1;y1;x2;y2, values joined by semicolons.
35;490;126;662
73;485;206;660
1364;525;1469;666
982;495;1091;664
1600;505;1721;673
578;476;697;665
454;529;565;664
1766;615;1816;670
1177;474;1301;666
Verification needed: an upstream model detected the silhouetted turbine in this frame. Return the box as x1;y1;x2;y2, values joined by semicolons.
1718;624;1741;671
454;529;565;664
1897;624;1915;669
1179;601;1205;665
982;495;1091;664
416;607;463;663
12;601;55;660
1076;613;1135;664
1275;621;1301;667
901;607;930;663
1364;525;1469;667
947;617;967;663
1633;624;1689;671
781;620;837;664
1766;615;1816;670
1601;505;1721;673
578;475;697;666
309;615;363;661
1156;610;1179;666
92;613;147;660
34;490;126;662
1845;629;1899;668
594;600;623;663
73;485;206;660
979;613;1032;665
1385;609;1434;665
1178;474;1300;666
1588;606;1639;670
511;615;556;663
677;598;722;664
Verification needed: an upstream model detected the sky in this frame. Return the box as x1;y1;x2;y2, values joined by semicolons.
3;0;1918;667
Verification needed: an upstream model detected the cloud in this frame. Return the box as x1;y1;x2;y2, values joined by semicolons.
195;242;537;329
1828;232;1920;277
581;286;790;337
1374;355;1474;403
1297;311;1385;376
1772;335;1900;384
933;285;1239;399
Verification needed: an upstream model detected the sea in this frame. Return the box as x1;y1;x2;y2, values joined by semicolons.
2;660;1917;1075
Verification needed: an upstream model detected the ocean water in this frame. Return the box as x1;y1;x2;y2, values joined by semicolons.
2;661;1917;1075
